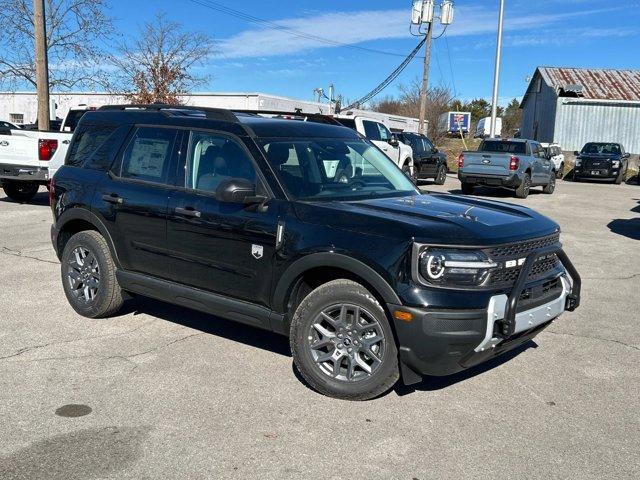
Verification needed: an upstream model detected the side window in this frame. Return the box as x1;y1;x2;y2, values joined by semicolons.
362;120;381;141
120;127;177;184
66;124;118;168
377;123;391;141
185;131;256;194
424;138;435;152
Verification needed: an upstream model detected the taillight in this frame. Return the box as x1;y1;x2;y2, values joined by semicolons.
48;176;55;206
39;139;58;161
458;153;465;169
509;156;519;171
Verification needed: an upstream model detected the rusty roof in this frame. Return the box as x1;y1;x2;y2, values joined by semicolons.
539;67;640;102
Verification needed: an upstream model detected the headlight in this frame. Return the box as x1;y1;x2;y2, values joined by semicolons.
611;160;620;168
417;248;497;287
575;158;582;166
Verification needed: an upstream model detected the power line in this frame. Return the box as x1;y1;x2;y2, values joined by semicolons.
344;37;426;110
188;0;423;59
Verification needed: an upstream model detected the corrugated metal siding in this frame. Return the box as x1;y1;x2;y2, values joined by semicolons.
554;99;640;154
540;67;640;101
521;72;557;142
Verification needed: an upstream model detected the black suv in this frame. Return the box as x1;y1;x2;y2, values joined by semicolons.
397;132;448;184
51;105;581;400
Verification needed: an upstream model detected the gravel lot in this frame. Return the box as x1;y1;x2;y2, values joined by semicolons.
0;177;638;480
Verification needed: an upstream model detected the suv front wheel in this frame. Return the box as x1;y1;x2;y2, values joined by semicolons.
290;279;399;400
61;231;124;318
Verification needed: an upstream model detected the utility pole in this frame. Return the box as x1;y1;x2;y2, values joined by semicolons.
418;22;433;135
33;0;50;131
489;0;505;139
412;1;455;135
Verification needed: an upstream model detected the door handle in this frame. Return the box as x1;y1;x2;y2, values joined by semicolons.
0;141;8;146
175;207;201;218
102;194;123;205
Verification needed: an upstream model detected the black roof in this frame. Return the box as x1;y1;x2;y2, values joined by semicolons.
87;104;359;140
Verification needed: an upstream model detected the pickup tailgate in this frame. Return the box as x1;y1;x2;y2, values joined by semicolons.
461;152;513;176
0;131;38;166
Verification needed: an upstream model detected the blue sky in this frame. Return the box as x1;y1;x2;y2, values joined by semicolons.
100;0;640;104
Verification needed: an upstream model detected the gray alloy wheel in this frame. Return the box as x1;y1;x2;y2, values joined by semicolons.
308;303;386;382
516;173;531;198
66;246;101;303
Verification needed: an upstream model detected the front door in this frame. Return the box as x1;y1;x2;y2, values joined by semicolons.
95;126;181;279
360;119;399;164
166;130;279;308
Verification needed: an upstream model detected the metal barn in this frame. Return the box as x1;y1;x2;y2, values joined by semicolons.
520;67;640;154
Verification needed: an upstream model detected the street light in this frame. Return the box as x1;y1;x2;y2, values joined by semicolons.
412;1;455;135
490;0;505;139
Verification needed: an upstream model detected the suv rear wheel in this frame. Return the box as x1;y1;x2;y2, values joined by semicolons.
2;180;39;202
61;231;124;318
290;279;399;400
434;165;447;185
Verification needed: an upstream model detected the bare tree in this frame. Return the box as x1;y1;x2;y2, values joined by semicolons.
373;80;454;143
109;13;215;105
0;0;112;90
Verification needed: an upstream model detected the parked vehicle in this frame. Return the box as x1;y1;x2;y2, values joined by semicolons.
397;132;448;184
573;142;630;184
50;104;581;400
475;117;502;139
334;115;414;178
458;139;556;198
438;111;471;137
541;143;565;178
0;106;94;202
0;121;21;131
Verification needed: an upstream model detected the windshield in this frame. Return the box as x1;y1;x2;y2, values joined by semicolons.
480;140;527;154
581;143;621;155
261;138;417;201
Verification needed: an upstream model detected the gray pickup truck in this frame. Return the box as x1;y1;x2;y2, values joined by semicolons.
458;139;556;198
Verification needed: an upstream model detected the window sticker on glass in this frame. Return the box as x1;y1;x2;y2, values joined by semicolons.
127;138;170;178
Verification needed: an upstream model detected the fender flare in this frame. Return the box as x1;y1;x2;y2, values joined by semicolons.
55;208;121;268
271;252;401;314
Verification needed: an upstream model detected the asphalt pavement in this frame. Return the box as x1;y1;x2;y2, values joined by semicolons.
0;177;638;479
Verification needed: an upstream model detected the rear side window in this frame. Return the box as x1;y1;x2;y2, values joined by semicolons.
362;121;381;141
120;127;178;183
66;124;117;168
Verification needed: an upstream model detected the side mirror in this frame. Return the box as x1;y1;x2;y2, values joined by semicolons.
388;135;399;148
573;151;580;156
623;152;630;159
216;178;264;204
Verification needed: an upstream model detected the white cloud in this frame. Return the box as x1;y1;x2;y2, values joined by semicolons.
216;5;624;59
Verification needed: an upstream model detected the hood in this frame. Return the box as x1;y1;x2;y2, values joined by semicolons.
579;153;621;160
295;193;559;246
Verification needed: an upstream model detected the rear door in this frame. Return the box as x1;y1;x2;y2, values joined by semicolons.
95;125;181;279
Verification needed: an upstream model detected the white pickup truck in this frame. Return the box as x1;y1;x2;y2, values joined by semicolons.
0;106;94;202
334;114;415;179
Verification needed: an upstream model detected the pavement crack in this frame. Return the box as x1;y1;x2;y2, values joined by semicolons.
545;330;640;352
0;246;58;265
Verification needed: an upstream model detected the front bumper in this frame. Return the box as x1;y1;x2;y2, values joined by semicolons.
389;247;581;381
458;171;522;188
574;166;618;180
0;164;49;182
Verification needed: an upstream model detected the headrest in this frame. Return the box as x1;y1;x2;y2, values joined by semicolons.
267;143;291;166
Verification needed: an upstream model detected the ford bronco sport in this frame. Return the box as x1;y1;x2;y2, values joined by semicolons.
50;105;581;400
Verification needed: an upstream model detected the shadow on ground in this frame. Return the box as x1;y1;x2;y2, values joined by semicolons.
125;296;290;357
607;218;640;241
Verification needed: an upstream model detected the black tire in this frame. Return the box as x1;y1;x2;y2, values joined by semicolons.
290;279;399;401
434;165;447;185
614;172;623;185
461;182;475;195
2;180;39;202
556;163;564;179
61;231;124;318
515;173;531;199
543;173;556;194
401;163;416;183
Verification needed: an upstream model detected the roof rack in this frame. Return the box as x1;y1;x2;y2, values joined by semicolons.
234;109;341;126
97;104;239;123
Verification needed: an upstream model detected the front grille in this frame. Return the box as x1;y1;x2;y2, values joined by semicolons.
487;233;559;259
485;234;562;288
